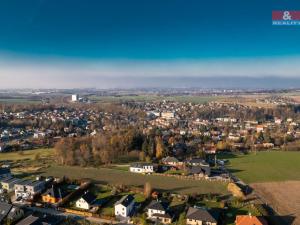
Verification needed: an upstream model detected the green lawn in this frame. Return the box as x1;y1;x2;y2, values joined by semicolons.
0;148;54;161
89;94;220;104
0;98;41;104
43;165;228;195
220;151;300;183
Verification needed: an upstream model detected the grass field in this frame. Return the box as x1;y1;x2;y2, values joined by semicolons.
0;98;41;104
0;148;54;161
90;95;220;104
0;148;227;194
43;165;228;195
220;151;300;183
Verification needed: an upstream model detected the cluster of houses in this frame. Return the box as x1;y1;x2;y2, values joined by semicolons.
0;202;64;225
0;165;268;225
129;157;212;178
0;107;97;145
114;194;218;225
114;194;268;225
1;98;300;156
142;100;300;153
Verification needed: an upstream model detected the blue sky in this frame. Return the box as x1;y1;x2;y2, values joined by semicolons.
0;0;300;88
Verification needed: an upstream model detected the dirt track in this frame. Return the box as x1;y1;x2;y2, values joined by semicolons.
252;181;300;225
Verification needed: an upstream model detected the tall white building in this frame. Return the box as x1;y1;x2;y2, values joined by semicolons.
71;94;79;102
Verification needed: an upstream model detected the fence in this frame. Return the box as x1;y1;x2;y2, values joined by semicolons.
61;208;93;217
151;172;230;182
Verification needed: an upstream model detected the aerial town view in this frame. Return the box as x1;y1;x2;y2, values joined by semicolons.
0;1;300;225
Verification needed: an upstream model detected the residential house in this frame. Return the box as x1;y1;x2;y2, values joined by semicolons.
114;194;135;218
129;163;154;174
235;215;268;225
1;178;21;192
186;159;211;177
16;213;63;225
15;180;45;199
162;156;183;169
147;200;172;224
7;206;24;224
33;131;46;139
14;180;31;198
186;158;208;167
262;143;274;149
188;166;211;177
0;202;12;224
42;185;67;204
0;202;23;224
75;191;97;210
256;125;264;133
186;207;218;225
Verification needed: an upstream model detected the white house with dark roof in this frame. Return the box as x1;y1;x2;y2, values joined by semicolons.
129;163;154;174
146;200;172;224
76;192;97;210
114;194;135;218
162;156;183;168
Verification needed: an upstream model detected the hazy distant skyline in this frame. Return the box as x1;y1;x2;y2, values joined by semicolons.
0;0;300;88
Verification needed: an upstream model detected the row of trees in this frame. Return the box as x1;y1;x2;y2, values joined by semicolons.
55;127;169;166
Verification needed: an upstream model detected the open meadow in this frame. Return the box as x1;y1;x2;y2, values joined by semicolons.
221;151;300;224
0;148;55;178
89;94;221;104
0;148;54;161
43;165;228;195
0;148;228;195
0;97;41;104
220;151;300;183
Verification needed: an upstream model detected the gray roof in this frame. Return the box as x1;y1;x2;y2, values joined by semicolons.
16;214;62;225
186;207;217;223
7;206;22;219
147;200;168;211
162;156;179;163
1;177;20;185
130;163;153;168
15;179;45;188
26;180;45;187
188;166;210;175
15;180;33;186
187;158;209;166
0;202;12;222
115;194;134;207
16;215;38;225
152;212;172;219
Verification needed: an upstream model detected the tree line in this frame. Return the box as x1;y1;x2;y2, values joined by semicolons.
54;127;168;166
